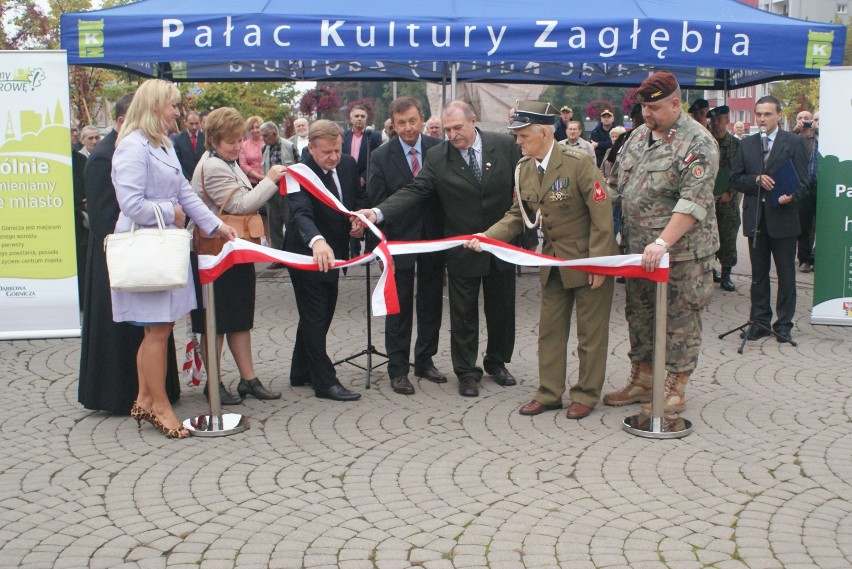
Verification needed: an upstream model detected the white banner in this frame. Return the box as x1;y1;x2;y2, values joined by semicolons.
0;51;80;339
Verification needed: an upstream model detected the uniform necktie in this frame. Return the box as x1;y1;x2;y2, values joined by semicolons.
409;148;420;176
537;164;545;182
467;147;481;183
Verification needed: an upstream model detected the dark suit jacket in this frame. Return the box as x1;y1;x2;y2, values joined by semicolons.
84;129;121;239
284;153;367;281
730;129;809;239
378;129;521;278
174;129;206;180
343;129;382;183
367;134;444;270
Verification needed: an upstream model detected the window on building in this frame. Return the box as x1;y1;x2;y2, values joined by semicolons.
839;4;848;15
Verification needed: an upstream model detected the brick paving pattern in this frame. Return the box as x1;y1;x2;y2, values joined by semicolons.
1;237;850;569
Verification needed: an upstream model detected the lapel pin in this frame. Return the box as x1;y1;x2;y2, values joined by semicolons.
485;163;492;169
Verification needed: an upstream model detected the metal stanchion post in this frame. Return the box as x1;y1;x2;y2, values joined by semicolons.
183;281;249;437
623;281;693;439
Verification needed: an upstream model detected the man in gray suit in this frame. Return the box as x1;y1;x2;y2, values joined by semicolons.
358;100;520;397
260;121;298;258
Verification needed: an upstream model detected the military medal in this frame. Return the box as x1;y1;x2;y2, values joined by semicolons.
549;176;569;201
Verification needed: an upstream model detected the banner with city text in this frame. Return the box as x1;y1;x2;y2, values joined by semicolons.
811;66;852;326
0;51;80;340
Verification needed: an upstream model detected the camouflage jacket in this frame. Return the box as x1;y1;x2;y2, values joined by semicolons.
715;131;740;197
609;111;719;262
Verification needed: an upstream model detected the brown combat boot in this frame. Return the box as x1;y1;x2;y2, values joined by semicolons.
603;362;652;406
641;372;689;415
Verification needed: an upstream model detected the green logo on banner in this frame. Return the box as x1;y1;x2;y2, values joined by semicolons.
78;20;105;59
805;30;833;69
695;67;715;87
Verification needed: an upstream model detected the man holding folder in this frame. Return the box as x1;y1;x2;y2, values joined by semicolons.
730;96;809;343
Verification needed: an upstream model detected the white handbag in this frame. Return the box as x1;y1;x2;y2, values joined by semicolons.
105;202;192;292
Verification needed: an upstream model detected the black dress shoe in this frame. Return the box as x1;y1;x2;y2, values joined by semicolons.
775;330;794;343
315;384;361;401
237;377;281;400
458;377;479;397
740;327;772;341
484;362;516;386
290;377;312;387
203;382;242;406
390;375;415;395
414;365;447;384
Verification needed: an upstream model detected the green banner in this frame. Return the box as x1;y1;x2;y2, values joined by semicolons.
811;67;852;325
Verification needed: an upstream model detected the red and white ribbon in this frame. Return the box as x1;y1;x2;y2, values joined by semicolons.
181;314;203;386
197;163;669;316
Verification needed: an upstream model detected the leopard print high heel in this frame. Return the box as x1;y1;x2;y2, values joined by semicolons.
149;414;190;439
130;401;153;429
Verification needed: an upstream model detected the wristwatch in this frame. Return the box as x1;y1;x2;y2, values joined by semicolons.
654;238;670;251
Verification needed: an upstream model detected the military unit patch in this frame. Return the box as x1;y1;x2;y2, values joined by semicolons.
692;164;705;178
593;180;607;202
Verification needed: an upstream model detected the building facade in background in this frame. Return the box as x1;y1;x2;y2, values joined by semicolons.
706;0;846;133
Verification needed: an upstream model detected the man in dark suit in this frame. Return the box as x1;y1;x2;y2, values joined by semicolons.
731;95;809;344
367;96;446;395
343;104;383;187
358;100;521;397
285;120;369;401
173;111;205;180
343;104;382;259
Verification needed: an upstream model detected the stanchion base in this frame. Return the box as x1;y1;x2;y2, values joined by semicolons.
623;413;693;439
183;413;250;438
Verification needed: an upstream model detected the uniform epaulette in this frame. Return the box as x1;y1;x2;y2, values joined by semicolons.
518;155;532;165
557;144;584;159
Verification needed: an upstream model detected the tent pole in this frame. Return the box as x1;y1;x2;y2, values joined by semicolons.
450;63;457;100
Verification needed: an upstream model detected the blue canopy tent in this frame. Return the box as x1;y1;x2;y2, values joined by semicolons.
60;0;846;88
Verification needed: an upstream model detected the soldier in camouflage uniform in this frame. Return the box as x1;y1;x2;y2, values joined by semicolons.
708;105;741;292
467;101;618;420
603;71;720;415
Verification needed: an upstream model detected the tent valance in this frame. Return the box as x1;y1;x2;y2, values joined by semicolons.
60;0;846;88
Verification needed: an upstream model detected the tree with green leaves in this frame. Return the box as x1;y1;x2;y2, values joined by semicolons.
770;79;820;123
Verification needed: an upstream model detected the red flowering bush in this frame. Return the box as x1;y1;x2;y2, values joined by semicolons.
299;86;341;117
621;89;638;115
584;99;617;121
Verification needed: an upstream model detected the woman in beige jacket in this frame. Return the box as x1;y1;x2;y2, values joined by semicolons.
190;107;287;403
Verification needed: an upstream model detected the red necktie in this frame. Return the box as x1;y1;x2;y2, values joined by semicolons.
409;148;420;176
190;132;197;152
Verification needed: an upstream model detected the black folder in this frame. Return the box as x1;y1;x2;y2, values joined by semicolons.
768;159;800;206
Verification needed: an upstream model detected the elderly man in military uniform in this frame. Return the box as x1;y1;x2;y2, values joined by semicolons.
603;71;719;415
708;105;741;292
466;101;618;419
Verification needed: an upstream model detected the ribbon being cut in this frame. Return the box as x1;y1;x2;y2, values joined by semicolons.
196;163;670;316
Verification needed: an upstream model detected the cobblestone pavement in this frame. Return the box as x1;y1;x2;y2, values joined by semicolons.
1;239;850;569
